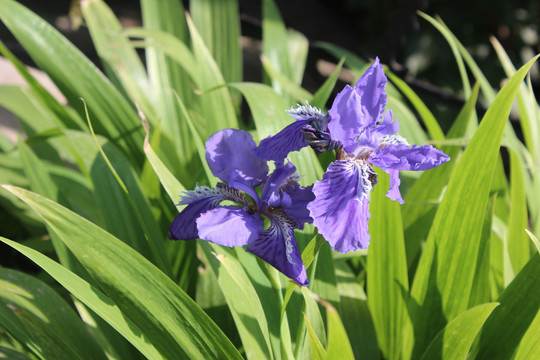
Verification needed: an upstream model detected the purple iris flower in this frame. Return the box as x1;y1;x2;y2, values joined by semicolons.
307;58;450;253
168;129;314;286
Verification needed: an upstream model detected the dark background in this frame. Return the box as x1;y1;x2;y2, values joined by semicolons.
2;1;539;120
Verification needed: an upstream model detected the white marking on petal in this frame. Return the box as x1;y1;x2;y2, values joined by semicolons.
379;134;410;146
287;102;327;121
178;183;249;207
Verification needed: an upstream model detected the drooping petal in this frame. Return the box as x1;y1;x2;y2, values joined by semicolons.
168;184;249;240
369;144;450;171
308;160;374;253
328;58;388;153
196;206;264;247
254;120;309;162
206;129;269;188
385;169;404;204
247;211;309;286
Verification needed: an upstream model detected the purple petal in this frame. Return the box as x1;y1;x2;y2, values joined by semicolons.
369;144;450;171
308;160;374;253
196;206;263;247
385;169;404;204
247;212;309;286
282;185;315;229
169;198;218;240
327;84;363;153
328;58;388;153
254;121;309;162
260;161;298;208
206;129;269;187
169;184;250;240
371;110;399;143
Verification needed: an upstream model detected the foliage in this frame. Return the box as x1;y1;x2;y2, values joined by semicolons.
0;0;539;359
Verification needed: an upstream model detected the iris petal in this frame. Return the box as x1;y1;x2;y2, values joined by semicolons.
254;121;309;162
206;129;269;188
168;184;249;240
385;169;404;204
370;144;450;171
328;58;388;153
282;185;315;229
247;212;309;286
308;160;373;253
260;162;299;208
197;206;264;247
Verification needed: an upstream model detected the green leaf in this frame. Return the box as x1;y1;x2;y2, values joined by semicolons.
335;261;379;360
420;303;499;360
263;0;292;88
287;29;309;86
186;14;238;135
302;287;326;360
143;135;185;204
0;41;84;130
304;313;326;360
191;0;242;84
198;244;274;359
310;58;345;110
507;150;530;274
301;287;327;348
315;42;368;79
2;185;242;360
0;237;162;360
406;55;540;359
513;308;540;359
402;83;479;267
140;0;190;102
82;0;155;121
468;194;496;307
17;140;85;273
385;68;445;141
471;255;540;359
368;170;411;360
324;301;355;360
0;0;144;161
262;56;313;103
491;37;540;161
68;127;170;274
0;267;108;360
526;229;540;254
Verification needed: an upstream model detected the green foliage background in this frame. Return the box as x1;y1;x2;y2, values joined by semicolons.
0;0;539;359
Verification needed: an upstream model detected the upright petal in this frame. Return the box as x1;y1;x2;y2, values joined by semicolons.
369;144;450;171
307;160;374;253
196;206;264;247
254;120;309;162
328;58;388;153
247;211;309;286
206;129;269;187
327;83;363;153
352;57;388;124
260;161;299;208
168;184;250;240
